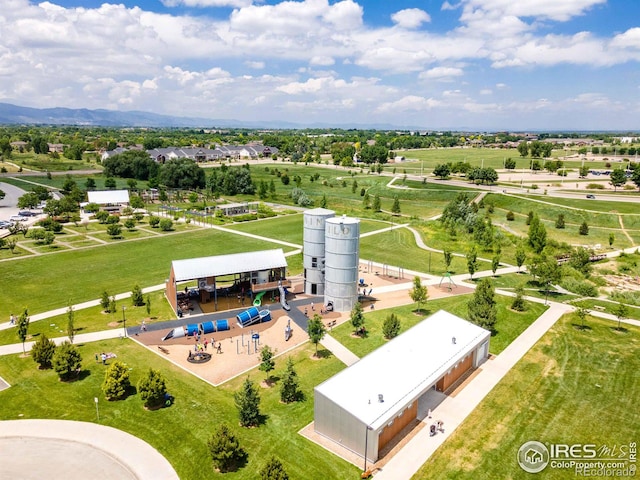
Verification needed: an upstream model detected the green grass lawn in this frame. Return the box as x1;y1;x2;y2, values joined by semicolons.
0;228;296;319
330;293;547;357
0;290;175;346
0;339;358;479
413;313;640;479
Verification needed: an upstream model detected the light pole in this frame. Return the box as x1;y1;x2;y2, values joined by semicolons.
122;305;126;337
94;397;99;422
363;425;373;474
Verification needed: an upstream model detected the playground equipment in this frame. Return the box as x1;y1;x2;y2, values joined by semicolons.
284;319;292;341
236;306;272;328
199;319;230;335
438;272;457;291
279;284;290;311
161;323;199;341
253;291;266;307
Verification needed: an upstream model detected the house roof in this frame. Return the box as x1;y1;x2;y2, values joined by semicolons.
171;248;287;282
315;310;490;430
87;190;130;205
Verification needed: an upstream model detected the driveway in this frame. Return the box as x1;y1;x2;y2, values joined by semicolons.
0;181;26;222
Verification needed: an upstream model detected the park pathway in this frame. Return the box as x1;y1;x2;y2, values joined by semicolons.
320;334;359;366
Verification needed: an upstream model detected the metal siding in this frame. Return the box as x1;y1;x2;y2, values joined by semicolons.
324;217;360;312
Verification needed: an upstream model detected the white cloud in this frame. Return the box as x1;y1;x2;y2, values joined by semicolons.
162;0;251;7
610;28;640;49
419;66;464;79
377;95;442;113
310;56;335;66
391;8;431;29
441;2;460;11
480;88;492;95
460;0;606;22
245;61;265;69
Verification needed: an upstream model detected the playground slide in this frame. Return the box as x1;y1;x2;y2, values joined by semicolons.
253;291;266;307
237;306;261;328
279;285;291;311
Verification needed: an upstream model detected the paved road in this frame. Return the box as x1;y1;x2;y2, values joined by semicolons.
0;181;26;222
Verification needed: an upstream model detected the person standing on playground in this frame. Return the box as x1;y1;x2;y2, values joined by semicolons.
204;338;208;350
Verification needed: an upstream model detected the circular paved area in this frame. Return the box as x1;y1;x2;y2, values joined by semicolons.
0;420;179;480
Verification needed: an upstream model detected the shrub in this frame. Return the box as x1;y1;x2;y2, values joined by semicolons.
208;424;246;473
506;211;515;221
260;457;289;480
586;183;605;189
102;361;132;400
31;333;56;369
579;221;589;235
511;286;526;311
382;313;401;339
124;218;136;230
159;218;173;231
106;223;122;238
138;368;168;409
559;277;598;297
52;341;82;381
131;284;144;306
148;216;160;228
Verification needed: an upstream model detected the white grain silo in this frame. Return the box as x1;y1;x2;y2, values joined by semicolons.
303;208;335;295
324;215;360;312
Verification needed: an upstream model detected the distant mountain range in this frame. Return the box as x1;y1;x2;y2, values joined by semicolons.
0;102;402;130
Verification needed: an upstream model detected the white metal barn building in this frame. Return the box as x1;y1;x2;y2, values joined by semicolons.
314;310;491;463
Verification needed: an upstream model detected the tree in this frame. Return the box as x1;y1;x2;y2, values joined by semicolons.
443;249;453;272
466;246;478;279
17;192;40;209
609;168;627;191
529;255;561;300
391;195;401;215
491;254;500;276
106;223;122;238
102;361;132;400
16;308;30;354
259;346;275;384
138;368;168;409
52;341;82;381
555;213;565;229
576;307;588;330
235;377;261;427
31;333;56;369
579;165;590;178
409;276;428;313
208;423;246;473
579;221;589;236
131;284;144;306
146;295;152;317
260;456;289;480
517;142;529;157
515;245;527;272
528;215;547;253
467;279;497;332
504;158;516;169
372;194;381;212
511;286;526;312
307;314;326;357
104;177;117;189
159;218;173;231
382;313;401;339
362;192;370;209
433;163;451;179
609;233;615;248
100;291;111;312
148;216;160;228
506;211;515;221
319;194;327;208
67;302;75;344
279;357;301;403
350;301;366;335
159;158;206;189
613;302;628;330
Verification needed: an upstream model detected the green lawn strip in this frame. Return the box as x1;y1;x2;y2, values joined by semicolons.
0;290;175;346
0;339;357;480
489;273;579;303
0;245;32;260
20;241;72;253
569;298;640;321
413;314;640;479
0;229;296;319
359;228;479;276
330;293;546;357
517;193;640;215
397;148;550;171
487;194;622;228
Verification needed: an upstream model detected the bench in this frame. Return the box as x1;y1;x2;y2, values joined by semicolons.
158;346;170;355
326;320;337;329
593;305;605;311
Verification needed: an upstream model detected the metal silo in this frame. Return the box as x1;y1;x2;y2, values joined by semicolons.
324;215;360;312
303;208;335;295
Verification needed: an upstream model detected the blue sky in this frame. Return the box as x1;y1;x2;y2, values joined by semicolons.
1;0;639;130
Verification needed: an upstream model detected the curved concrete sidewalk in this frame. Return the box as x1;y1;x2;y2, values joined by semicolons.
0;419;179;480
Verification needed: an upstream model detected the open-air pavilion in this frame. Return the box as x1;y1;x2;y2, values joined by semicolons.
165;249;290;314
86;190;130;213
313;310;491;464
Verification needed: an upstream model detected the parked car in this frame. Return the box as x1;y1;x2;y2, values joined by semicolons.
18;211;37;217
9;215;27;222
586;194;596;199
0;221;11;229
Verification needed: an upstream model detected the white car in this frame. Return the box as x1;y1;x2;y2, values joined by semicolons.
9;215;27;222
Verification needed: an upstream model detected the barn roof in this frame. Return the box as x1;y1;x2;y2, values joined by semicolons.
171;249;287;282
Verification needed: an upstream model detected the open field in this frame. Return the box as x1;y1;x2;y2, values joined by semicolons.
0;338;357;479
330;293;547;357
0;228;295;319
414;313;640;479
